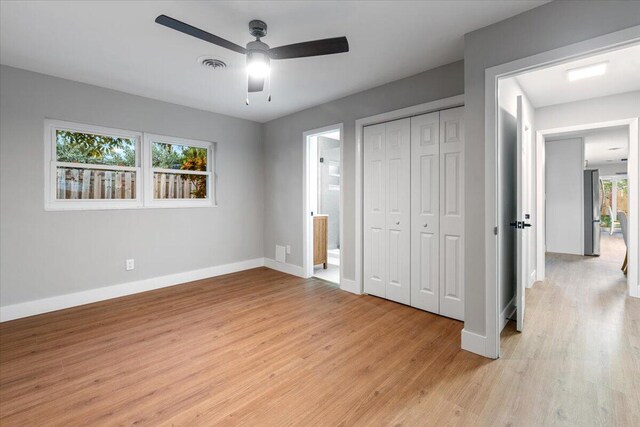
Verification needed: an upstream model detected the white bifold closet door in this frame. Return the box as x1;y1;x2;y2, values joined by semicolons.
410;112;440;313
364;107;464;320
363;118;411;305
438;107;464;320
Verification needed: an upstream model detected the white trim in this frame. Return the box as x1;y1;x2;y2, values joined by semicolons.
151;168;209;176
499;296;516;332
629;117;640;298
302;123;344;281
264;258;306;278
536;132;546;282
461;329;487;356
339;278;360;295
143;133;216;209
354;94;465;295
0;258;265;322
54;162;138;172
485;26;640;359
529;269;536;289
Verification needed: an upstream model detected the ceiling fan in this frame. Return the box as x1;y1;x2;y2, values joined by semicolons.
155;15;349;104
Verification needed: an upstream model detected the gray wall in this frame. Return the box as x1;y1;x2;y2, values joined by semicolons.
263;61;464;280
545;138;585;255
463;0;640;337
0;65;264;306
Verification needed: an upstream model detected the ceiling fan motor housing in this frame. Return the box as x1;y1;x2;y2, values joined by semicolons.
249;20;267;39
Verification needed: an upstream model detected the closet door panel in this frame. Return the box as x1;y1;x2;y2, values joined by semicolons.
439;107;465;320
385;118;411;305
363;123;387;298
410;112;440;312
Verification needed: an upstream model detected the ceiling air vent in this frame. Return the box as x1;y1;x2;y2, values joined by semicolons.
198;56;227;70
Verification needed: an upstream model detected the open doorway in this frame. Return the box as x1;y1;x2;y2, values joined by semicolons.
303;124;343;285
495;42;639;342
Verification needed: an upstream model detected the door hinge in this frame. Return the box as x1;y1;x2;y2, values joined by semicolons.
494;226;498;235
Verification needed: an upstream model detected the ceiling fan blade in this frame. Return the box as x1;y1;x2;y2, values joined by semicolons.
155;15;246;54
248;75;264;93
269;37;349;60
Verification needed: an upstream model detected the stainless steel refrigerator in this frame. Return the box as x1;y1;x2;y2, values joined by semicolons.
584;169;602;256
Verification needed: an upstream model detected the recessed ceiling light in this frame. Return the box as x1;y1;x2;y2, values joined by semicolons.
566;62;608;82
608;147;622;151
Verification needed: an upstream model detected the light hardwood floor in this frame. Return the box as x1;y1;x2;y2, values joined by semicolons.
1;233;638;426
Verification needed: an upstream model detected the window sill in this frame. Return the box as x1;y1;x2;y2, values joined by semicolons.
44;202;218;211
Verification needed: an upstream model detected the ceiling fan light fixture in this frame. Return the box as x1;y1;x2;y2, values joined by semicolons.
247;50;270;78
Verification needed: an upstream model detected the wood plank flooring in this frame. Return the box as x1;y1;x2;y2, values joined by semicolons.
1;233;638;426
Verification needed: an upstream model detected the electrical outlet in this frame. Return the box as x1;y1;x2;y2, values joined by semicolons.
286;245;291;254
125;259;135;271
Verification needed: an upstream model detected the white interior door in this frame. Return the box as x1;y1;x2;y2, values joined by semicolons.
410;112;440;312
385;118;411;305
516;96;527;332
439;107;465;321
364;123;387;298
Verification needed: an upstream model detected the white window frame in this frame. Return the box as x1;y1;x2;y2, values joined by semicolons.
143;133;216;208
44;119;143;211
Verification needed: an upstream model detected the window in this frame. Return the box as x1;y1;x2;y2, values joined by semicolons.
44;120;215;210
45;120;143;210
144;134;215;208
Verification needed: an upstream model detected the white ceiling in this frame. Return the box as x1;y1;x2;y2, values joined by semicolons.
516;43;640;108
547;126;629;166
0;0;546;123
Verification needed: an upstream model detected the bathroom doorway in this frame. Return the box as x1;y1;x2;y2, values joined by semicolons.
303;124;343;285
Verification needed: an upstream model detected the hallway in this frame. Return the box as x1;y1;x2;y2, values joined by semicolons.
497;232;639;425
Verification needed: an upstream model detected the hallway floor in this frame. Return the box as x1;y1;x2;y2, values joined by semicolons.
496;231;639;425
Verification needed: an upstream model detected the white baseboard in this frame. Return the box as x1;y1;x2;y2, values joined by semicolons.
264;258;306;278
461;329;489;358
0;258;265;322
500;296;517;332
339;277;360;295
528;269;536;288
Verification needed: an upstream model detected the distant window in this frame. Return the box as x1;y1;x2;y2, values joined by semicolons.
45;120;142;210
144;134;215;208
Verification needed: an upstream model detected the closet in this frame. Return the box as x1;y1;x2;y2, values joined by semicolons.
363;106;464;320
